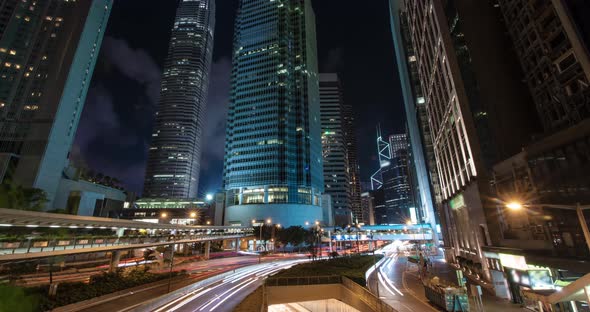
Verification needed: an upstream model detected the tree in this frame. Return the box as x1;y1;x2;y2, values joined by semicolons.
95;172;104;184
22;188;48;211
0;285;38;312
103;176;113;187
0;182;47;211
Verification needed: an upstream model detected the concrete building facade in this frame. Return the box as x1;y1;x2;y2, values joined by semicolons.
0;0;113;208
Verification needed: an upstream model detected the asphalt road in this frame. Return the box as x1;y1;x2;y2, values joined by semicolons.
136;259;307;312
367;252;442;312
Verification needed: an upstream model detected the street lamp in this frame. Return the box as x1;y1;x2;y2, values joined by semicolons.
505;201;590;252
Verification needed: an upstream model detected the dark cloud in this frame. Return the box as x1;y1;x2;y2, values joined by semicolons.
73;36;162;194
198;58;232;194
101;37;162;104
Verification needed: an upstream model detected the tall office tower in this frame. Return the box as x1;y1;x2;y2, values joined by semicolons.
319;73;350;226
389;0;441;244
498;0;590;132
143;0;215;199
378;133;413;225
398;0;541;284
0;0;112;208
370;126;391;191
223;0;324;227
342;104;362;224
361;190;381;226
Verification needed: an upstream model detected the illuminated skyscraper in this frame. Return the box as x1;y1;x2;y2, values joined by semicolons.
342;104;362;224
0;0;112;207
143;0;215;198
378;133;413;225
222;0;323;227
319;73;350;226
393;0;540;283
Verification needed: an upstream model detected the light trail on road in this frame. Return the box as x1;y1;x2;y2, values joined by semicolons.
137;259;306;312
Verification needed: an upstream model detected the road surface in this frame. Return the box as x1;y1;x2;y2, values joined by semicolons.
135;259;306;312
367;252;442;312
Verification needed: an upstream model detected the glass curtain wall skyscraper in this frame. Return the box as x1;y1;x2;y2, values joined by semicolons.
0;0;112;208
223;0;324;227
319;73;350;226
342;103;362;224
143;0;215;199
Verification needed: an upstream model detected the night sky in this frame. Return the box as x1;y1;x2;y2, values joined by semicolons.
72;0;405;197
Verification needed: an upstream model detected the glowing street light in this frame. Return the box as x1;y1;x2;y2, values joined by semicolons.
505;200;590;252
205;193;214;201
506;202;524;210
161;212;167;218
190;212;197;218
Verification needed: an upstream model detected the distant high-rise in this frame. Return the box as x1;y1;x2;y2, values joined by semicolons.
143;0;215;199
342;104;362;224
0;0;112;207
377;133;413;224
319;73;350;226
223;0;324;227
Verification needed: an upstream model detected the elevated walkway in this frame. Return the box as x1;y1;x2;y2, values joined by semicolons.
0;208;253;262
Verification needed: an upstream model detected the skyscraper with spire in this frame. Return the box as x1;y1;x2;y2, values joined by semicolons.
222;0;324;227
143;0;215;199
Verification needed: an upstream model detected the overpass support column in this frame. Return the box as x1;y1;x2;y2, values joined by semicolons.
204;241;211;260
109;250;121;272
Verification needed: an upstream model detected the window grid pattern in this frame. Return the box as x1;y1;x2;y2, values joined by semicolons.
498;0;590;132
223;0;323;205
405;0;477;202
143;0;215;198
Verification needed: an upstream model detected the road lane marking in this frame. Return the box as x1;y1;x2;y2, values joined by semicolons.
209;277;259;311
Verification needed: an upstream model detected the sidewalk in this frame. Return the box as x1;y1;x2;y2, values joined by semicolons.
401;256;527;311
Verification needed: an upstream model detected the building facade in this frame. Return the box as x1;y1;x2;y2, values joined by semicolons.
361;190;381;226
398;0;541;284
0;0;112;208
319;73;350;226
498;0;590;133
379;133;414;225
389;0;442;248
143;0;215;199
222;0;324;227
342;103;363;224
481;2;590;308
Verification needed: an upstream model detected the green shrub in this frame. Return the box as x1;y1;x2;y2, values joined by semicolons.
34;268;183;310
273;255;382;287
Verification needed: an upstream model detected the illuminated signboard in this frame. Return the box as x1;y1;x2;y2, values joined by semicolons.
499;253;528;270
449;194;465;210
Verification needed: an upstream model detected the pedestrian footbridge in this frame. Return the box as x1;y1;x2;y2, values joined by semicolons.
0;208;253;262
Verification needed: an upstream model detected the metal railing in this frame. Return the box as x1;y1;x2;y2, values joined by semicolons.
341;276;397;312
265;275;342;286
0;234;246;256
